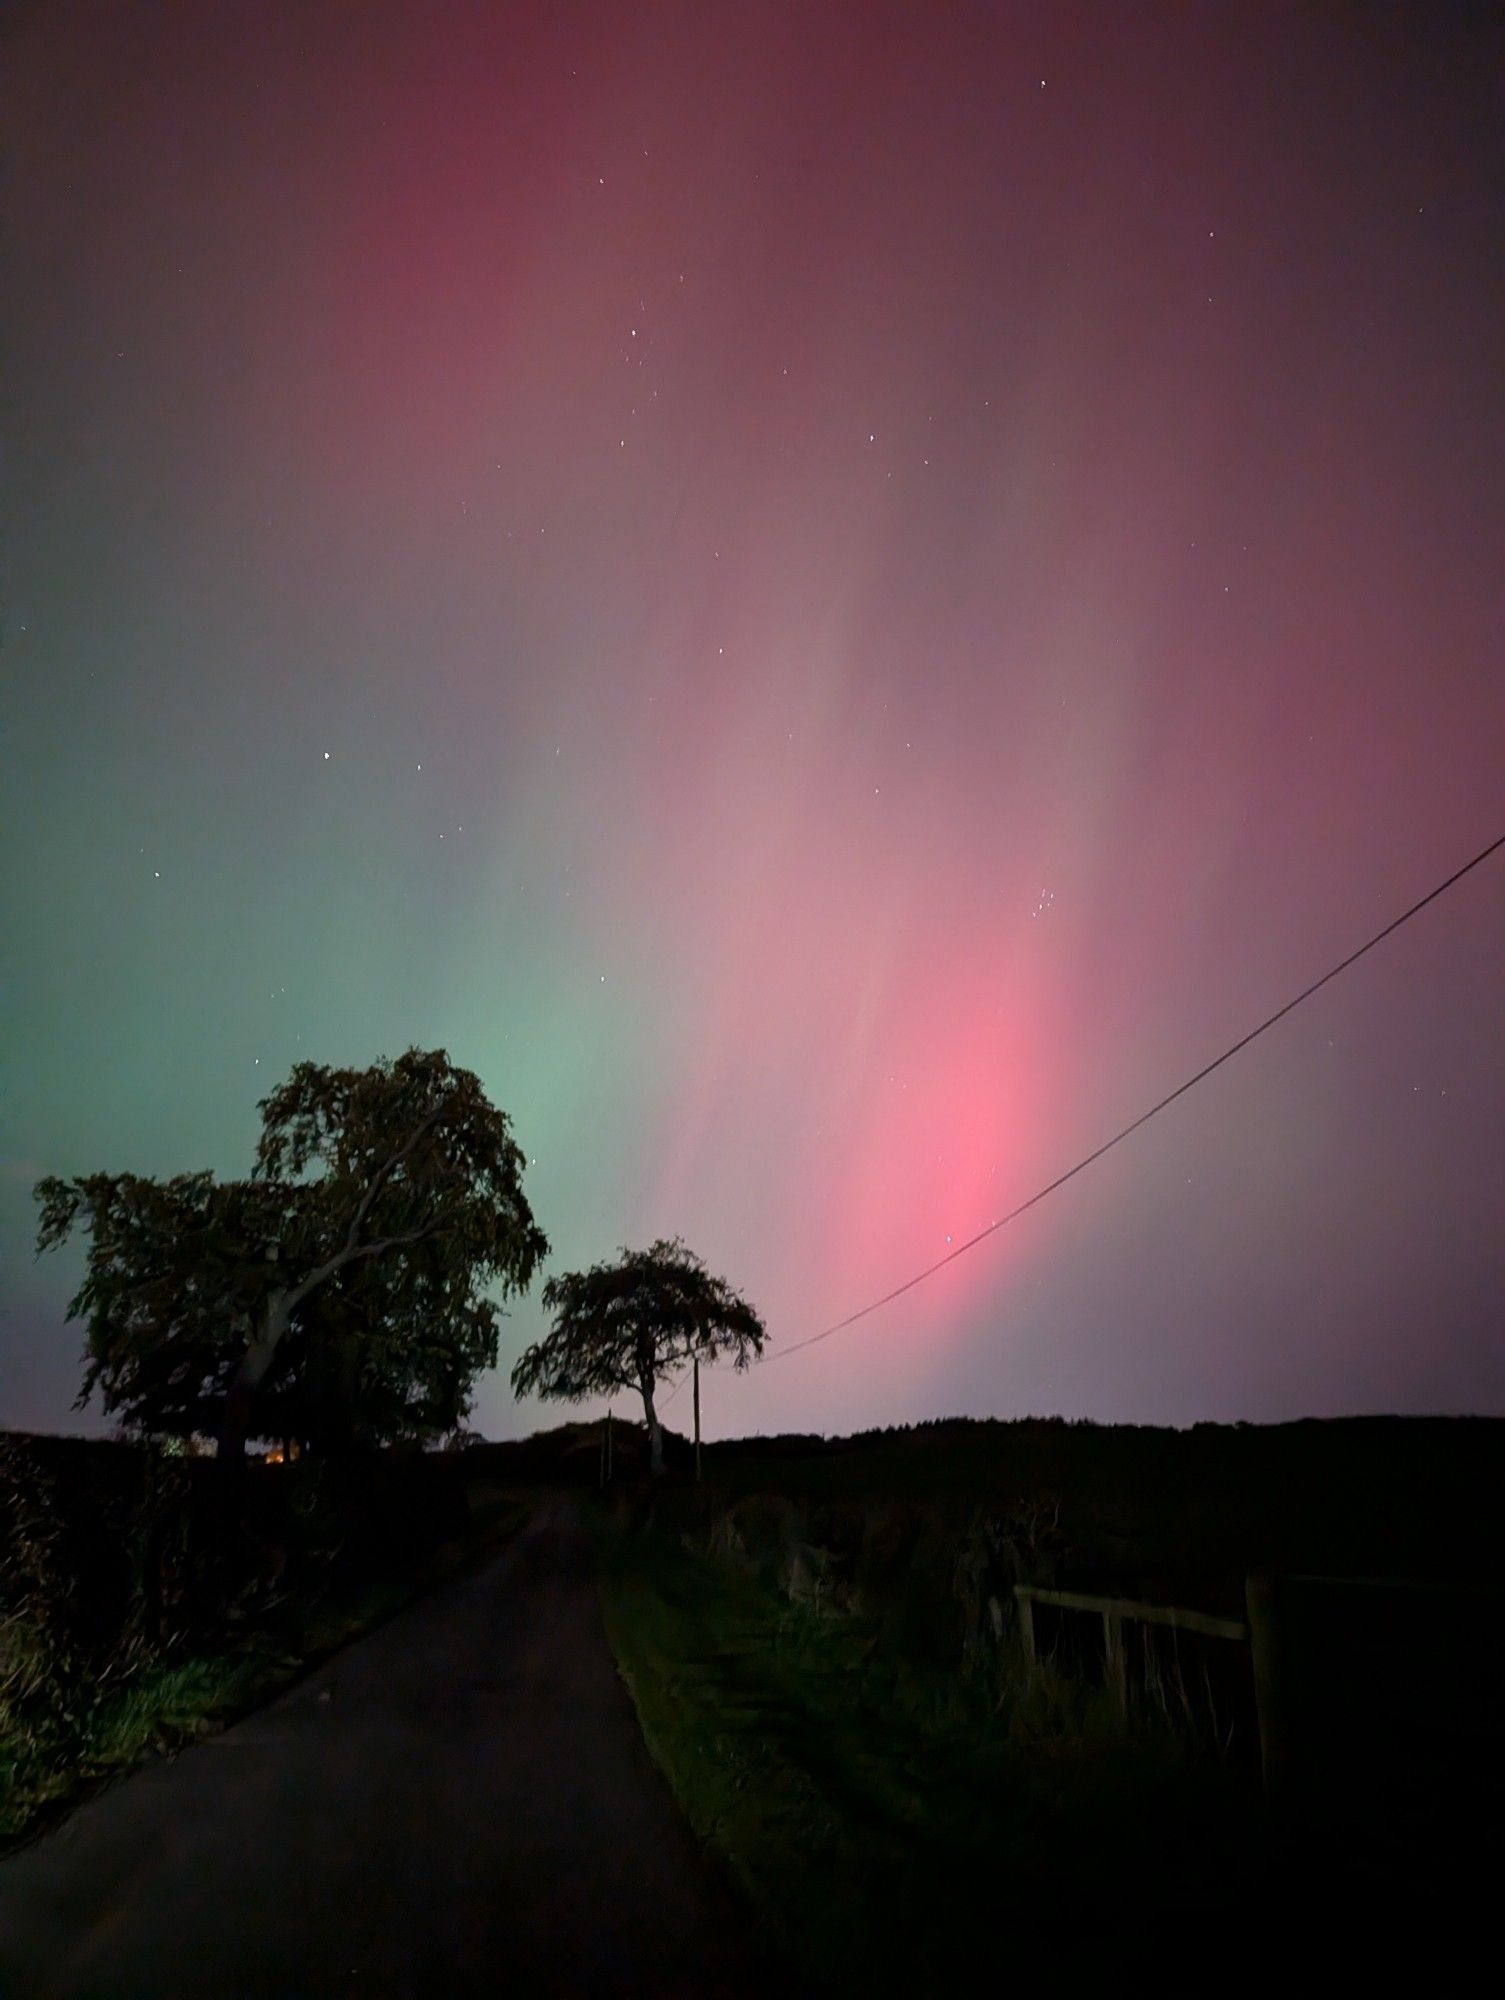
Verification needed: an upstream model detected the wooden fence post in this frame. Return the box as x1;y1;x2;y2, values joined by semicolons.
1246;1572;1289;1802
693;1357;703;1482
1017;1588;1036;1667
1104;1610;1127;1714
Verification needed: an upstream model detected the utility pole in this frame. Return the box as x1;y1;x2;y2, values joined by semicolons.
693;1356;702;1482
606;1408;613;1484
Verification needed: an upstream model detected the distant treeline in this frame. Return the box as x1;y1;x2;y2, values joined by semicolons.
470;1411;1505;1609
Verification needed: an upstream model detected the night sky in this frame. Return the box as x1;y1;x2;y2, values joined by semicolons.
5;3;1503;1442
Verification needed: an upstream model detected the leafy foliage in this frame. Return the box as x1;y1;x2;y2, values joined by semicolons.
256;1273;508;1453
34;1049;549;1454
0;1438;223;1802
34;1173;289;1438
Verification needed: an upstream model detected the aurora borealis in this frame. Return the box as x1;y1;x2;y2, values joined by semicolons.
5;3;1503;1441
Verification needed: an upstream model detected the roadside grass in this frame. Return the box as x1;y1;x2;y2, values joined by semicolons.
1;1495;532;1855
1;1577;401;1849
600;1522;1261;1992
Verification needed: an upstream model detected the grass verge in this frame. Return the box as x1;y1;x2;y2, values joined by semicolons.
599;1520;1262;1992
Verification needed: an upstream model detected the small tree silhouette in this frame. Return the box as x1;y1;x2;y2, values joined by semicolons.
512;1238;765;1476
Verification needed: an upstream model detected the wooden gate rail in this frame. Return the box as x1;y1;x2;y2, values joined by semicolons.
1014;1584;1247;1646
1013;1582;1253;1746
1014;1575;1494;1800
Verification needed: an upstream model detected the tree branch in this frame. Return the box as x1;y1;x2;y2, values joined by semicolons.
280;1101;452;1313
338;1098;449;1263
283;1216;442;1315
349;1220;443;1265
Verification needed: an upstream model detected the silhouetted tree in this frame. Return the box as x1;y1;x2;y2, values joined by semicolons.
254;1262;507;1455
512;1238;765;1475
35;1049;548;1463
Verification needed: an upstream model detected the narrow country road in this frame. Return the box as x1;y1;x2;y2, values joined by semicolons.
0;1502;752;1999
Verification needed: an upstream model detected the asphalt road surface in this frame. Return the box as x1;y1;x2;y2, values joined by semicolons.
0;1502;752;1999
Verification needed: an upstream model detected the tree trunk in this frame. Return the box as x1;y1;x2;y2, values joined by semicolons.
219;1292;292;1466
639;1376;664;1478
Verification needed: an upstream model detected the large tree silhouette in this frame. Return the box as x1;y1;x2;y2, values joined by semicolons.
35;1049;548;1462
512;1238;765;1475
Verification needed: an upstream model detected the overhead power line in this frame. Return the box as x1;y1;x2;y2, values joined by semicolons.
658;829;1504;1413
758;830;1505;1367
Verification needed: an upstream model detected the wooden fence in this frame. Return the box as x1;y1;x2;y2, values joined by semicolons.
1014;1578;1291;1796
1014;1574;1500;1803
1016;1581;1247;1666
